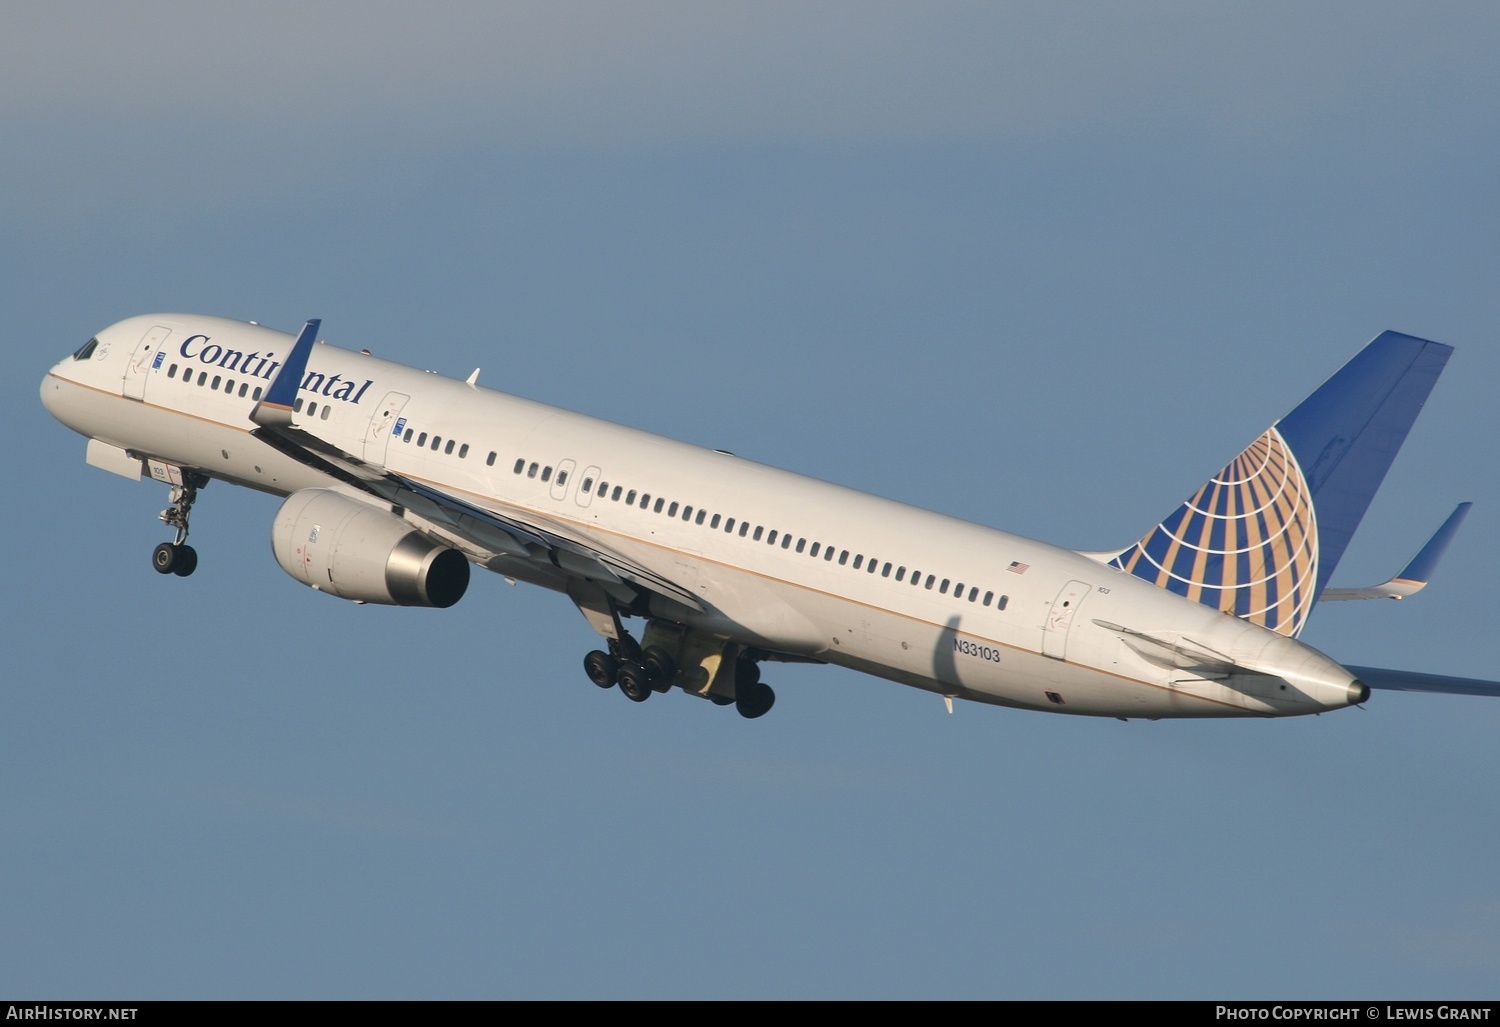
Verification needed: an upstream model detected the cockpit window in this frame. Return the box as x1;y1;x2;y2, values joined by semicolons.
73;338;99;361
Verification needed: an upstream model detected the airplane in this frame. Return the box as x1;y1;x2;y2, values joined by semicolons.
40;314;1500;720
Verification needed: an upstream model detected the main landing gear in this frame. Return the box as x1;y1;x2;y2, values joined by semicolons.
152;473;207;577
582;628;776;719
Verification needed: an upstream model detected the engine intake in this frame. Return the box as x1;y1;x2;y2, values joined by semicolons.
271;488;469;608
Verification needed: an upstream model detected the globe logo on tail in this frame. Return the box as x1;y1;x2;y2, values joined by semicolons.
1109;427;1318;637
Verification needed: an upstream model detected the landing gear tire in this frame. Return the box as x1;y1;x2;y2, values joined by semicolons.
736;680;776;719
171;545;198;577
583;650;618;688
617;662;653;702
642;645;676;693
152;542;198;576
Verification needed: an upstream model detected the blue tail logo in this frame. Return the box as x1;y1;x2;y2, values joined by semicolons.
1108;331;1453;637
1110;425;1318;636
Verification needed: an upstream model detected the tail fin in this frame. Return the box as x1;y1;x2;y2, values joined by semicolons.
1107;331;1453;637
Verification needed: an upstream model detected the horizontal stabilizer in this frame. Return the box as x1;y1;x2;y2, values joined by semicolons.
1321;502;1472;601
1349;664;1500;698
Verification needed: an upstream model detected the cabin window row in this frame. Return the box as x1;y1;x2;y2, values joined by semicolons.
559;469;1011;610
165;362;265;403
395;426;471;459
507;456;569;486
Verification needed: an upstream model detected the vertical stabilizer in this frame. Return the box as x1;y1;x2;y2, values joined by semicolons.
1107;332;1452;636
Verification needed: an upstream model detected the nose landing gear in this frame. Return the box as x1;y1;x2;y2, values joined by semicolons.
151;472;208;577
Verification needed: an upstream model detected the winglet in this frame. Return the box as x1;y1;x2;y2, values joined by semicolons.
250;318;320;428
1321;502;1472;601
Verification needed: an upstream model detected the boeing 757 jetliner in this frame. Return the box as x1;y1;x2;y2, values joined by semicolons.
40;316;1499;719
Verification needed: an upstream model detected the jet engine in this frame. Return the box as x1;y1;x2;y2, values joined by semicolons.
270;488;470;608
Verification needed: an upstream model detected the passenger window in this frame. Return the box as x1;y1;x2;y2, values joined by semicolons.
997;595;1009;611
766;530;777;545
581;477;593;492
669;502;679;517
824;547;834;562
445;440;455;455
896;566;906;582
641;493;651;509
852;554;862;569
238;383;248;398
541;466;552;482
968;587;978;602
417;432;428;446
432;436;442;451
487;452;497;467
528;462;538;478
213;376;223;391
556;469;567;485
838;551;849;566
695;510;706;525
881;562;891;577
321;406;331;420
294;397;304;412
459;444;469;458
167;364;177;378
653;498;664;513
925;575;935;589
710;514;720;528
404;429;414;442
753;526;763;541
198;372;207;386
612;486;622;501
810;542;821;558
724;518;734;532
253;387;263;401
739;523;749;537
983;591;994;606
626;490;636;504
782;535;792;550
514;458;525;474
225;379;235;393
940;579;951;594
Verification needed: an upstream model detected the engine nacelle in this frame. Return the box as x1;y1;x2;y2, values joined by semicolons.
271;488;470;608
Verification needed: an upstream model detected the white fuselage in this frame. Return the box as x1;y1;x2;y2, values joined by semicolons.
42;314;1365;719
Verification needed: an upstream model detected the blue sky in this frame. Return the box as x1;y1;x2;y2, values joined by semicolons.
5;3;1499;998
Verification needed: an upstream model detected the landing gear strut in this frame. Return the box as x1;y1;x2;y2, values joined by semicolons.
152;473;207;577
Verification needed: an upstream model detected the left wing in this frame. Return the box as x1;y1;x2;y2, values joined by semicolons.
249;320;702;613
